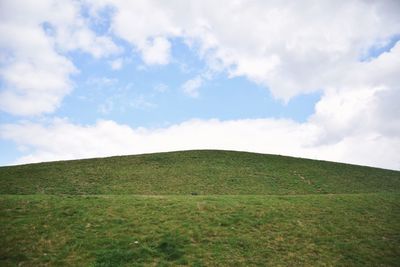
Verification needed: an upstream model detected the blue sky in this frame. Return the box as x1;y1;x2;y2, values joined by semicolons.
0;1;399;169
59;42;321;126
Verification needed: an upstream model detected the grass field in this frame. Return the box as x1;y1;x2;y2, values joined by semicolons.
1;150;399;266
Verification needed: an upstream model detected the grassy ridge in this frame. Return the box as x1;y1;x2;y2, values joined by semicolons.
0;150;399;195
1;150;399;266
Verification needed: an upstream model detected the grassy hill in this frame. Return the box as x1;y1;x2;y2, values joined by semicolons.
1;150;399;266
1;150;399;195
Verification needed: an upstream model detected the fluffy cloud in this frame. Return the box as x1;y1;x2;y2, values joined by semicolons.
110;58;123;70
0;0;119;116
140;37;171;65
90;0;179;66
2;0;399;115
181;76;203;98
0;16;76;115
88;0;400;99
1;117;399;170
309;42;400;144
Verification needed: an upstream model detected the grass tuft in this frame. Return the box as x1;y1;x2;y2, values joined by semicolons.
156;232;188;261
94;249;135;267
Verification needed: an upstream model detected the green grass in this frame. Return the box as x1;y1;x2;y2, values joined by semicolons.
0;150;399;266
0;150;399;195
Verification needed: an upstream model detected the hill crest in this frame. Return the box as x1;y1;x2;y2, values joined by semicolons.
0;150;399;195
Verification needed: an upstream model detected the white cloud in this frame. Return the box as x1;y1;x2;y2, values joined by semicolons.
94;81;156;114
110;58;123;70
1;117;399;170
0;22;76;115
129;95;157;110
181;76;203;98
3;1;399;115
308;42;400;145
0;0;120;116
86;76;118;88
154;83;169;93
98;99;114;115
181;70;216;97
88;0;400;99
140;37;171;65
88;0;179;65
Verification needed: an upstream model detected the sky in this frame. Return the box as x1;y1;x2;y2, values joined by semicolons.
0;0;399;170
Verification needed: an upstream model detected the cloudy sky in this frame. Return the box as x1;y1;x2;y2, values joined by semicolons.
0;0;399;169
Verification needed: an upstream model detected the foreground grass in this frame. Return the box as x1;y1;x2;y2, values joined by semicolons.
1;150;399;266
1;193;399;266
1;150;399;195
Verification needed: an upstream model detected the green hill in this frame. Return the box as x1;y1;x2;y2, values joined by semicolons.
1;150;399;266
1;150;399;195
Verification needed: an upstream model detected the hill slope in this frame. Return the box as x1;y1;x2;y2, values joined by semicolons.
1;150;399;266
0;150;399;195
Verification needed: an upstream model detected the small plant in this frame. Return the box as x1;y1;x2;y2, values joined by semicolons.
156;232;188;261
94;249;134;267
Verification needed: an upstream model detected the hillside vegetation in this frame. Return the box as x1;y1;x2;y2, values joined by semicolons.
1;150;399;195
1;150;399;266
